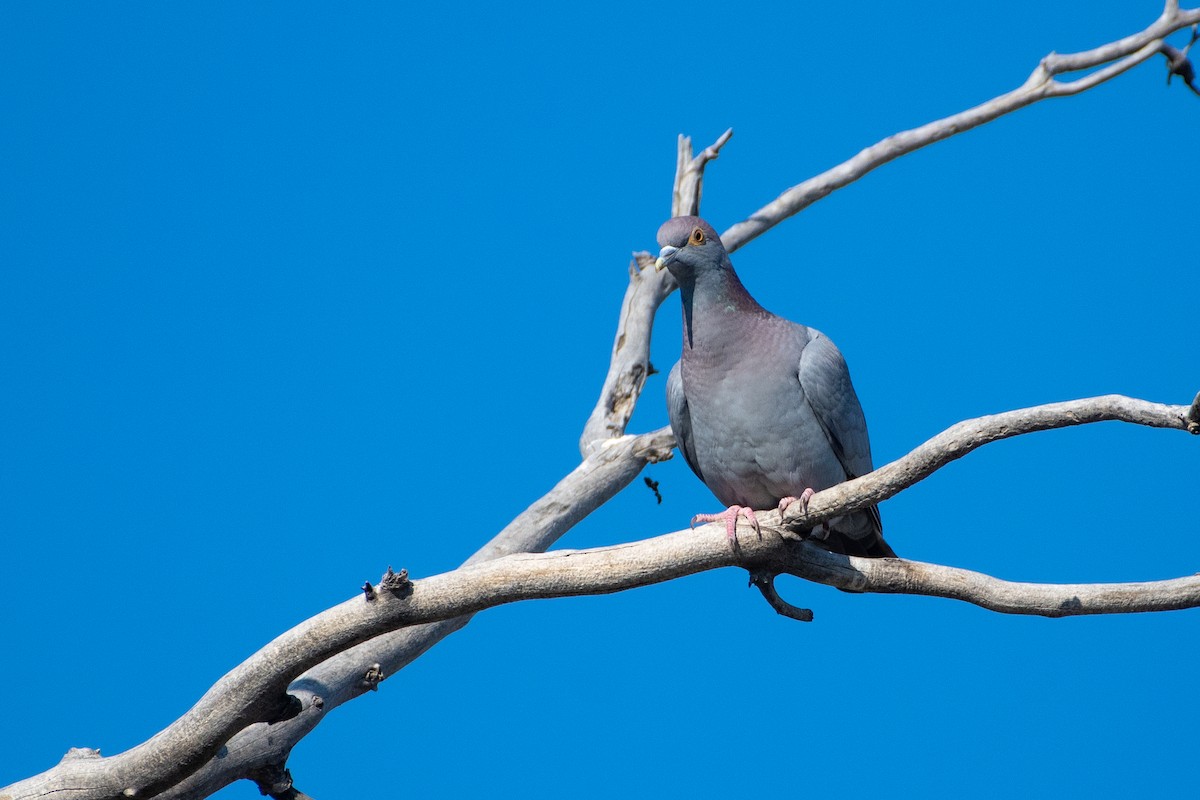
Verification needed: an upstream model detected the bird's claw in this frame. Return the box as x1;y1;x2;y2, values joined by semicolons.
691;505;761;547
777;488;816;519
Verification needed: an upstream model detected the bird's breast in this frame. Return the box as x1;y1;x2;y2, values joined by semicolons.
679;327;844;509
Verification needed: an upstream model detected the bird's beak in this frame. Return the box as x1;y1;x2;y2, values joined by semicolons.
655;245;678;271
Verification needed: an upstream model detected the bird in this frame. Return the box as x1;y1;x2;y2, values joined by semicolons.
656;215;895;558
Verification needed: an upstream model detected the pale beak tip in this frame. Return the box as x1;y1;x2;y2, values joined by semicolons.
655;245;679;271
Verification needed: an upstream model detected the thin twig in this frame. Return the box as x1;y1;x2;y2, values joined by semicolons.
749;571;814;621
720;6;1200;252
782;394;1195;528
673;128;733;218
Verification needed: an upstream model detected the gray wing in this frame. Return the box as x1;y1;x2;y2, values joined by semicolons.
797;330;874;481
666;361;705;483
797;330;887;548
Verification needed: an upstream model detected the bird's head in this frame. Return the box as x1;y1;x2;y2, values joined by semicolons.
654;216;726;282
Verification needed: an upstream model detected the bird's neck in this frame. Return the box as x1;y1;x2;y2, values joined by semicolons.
679;267;767;351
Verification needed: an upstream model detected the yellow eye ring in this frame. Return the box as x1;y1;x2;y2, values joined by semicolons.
689;227;705;245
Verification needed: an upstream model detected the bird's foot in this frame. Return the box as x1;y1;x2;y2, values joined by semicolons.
777;487;816;519
691;505;761;548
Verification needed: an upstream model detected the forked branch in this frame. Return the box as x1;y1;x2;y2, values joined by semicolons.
578;129;733;453
5;6;1197;800
720;4;1200;252
4;392;1195;800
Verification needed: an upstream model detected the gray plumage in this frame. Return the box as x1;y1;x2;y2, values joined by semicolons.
657;216;894;558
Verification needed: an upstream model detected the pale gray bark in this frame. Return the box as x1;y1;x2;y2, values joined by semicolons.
781;394;1200;528
4;5;1198;799
578;130;731;454
719;4;1200;253
7;393;1195;800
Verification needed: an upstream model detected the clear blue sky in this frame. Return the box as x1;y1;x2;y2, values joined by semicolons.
2;2;1197;797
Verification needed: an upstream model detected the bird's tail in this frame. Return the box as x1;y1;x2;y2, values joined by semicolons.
809;507;895;559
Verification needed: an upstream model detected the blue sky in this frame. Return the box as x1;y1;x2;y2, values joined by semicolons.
2;2;1197;797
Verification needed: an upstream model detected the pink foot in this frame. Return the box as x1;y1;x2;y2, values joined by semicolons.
691;505;761;546
777;487;816;518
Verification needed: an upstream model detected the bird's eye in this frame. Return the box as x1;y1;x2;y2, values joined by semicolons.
689;227;705;245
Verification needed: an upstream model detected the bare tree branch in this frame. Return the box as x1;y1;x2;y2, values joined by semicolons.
5;391;1194;800
719;4;1200;252
1188;391;1200;432
155;428;677;800
782;394;1198;529
578;128;732;455
585;7;1200;453
180;126;731;796
7;8;1197;800
577;254;677;453
672;128;734;218
790;547;1200;616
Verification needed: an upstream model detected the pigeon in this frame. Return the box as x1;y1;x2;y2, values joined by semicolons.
656;215;894;558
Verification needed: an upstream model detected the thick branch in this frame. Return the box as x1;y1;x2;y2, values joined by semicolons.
9;10;1198;798
159;128;742;800
5;393;1193;800
153;428;677;800
719;6;1200;252
578;255;677;453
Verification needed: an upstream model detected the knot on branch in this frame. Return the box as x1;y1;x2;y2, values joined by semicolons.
249;763;294;797
262;693;304;725
630;251;656;279
58;747;102;763
380;566;412;597
631;428;678;463
361;663;384;691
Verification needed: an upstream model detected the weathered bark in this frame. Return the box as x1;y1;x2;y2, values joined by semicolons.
4;5;1198;799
